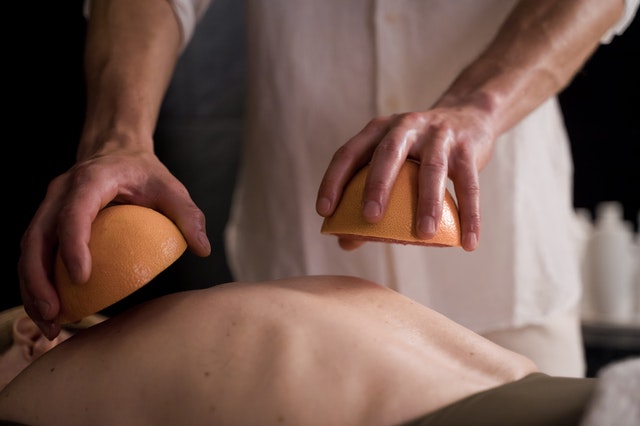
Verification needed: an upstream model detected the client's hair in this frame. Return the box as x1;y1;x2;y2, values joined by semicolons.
0;306;107;354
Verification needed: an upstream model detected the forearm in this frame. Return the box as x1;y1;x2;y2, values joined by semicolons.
434;0;624;137
79;0;182;160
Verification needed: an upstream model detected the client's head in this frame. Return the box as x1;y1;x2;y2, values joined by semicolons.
0;306;106;390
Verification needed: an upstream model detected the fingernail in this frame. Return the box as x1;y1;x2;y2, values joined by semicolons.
363;201;381;219
36;320;55;340
317;197;331;215
199;231;211;253
34;299;52;320
417;216;436;236
463;232;478;250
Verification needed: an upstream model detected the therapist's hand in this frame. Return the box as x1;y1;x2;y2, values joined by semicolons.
18;148;211;340
317;0;625;253
18;0;193;339
316;102;496;253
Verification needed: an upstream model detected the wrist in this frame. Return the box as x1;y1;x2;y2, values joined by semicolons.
433;83;504;138
78;120;154;161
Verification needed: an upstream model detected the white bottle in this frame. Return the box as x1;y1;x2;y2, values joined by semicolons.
585;202;635;324
575;208;595;321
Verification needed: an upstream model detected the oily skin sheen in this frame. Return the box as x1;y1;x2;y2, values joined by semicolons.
0;276;538;425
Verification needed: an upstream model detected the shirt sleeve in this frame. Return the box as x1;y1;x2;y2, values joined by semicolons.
167;0;212;50
600;0;639;44
83;0;212;52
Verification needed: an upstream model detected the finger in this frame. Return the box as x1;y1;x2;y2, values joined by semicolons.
19;168;110;339
316;117;391;217
151;174;211;258
361;115;421;223
19;239;61;340
444;117;492;251
415;127;451;239
337;237;366;251
57;166;121;286
18;203;64;339
451;166;481;252
158;196;211;258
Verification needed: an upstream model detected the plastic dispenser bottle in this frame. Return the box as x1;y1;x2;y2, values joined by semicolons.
575;208;595;320
585;202;635;324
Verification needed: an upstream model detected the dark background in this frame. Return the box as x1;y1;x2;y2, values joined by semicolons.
559;12;640;229
6;3;639;373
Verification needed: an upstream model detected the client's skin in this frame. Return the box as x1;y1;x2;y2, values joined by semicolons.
0;308;106;391
0;315;73;389
0;275;537;426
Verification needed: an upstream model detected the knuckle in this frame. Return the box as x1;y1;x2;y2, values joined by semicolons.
421;154;447;174
332;144;358;163
366;177;392;194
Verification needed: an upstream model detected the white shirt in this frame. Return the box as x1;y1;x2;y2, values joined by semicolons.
170;0;637;333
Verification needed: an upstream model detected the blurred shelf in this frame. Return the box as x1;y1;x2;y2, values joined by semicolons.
582;320;640;350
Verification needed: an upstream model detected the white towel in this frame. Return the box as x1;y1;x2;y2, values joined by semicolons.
581;357;640;426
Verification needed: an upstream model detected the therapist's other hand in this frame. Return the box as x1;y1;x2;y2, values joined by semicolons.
18;149;211;340
317;102;495;253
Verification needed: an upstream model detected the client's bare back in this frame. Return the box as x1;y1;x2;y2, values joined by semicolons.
0;275;537;426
